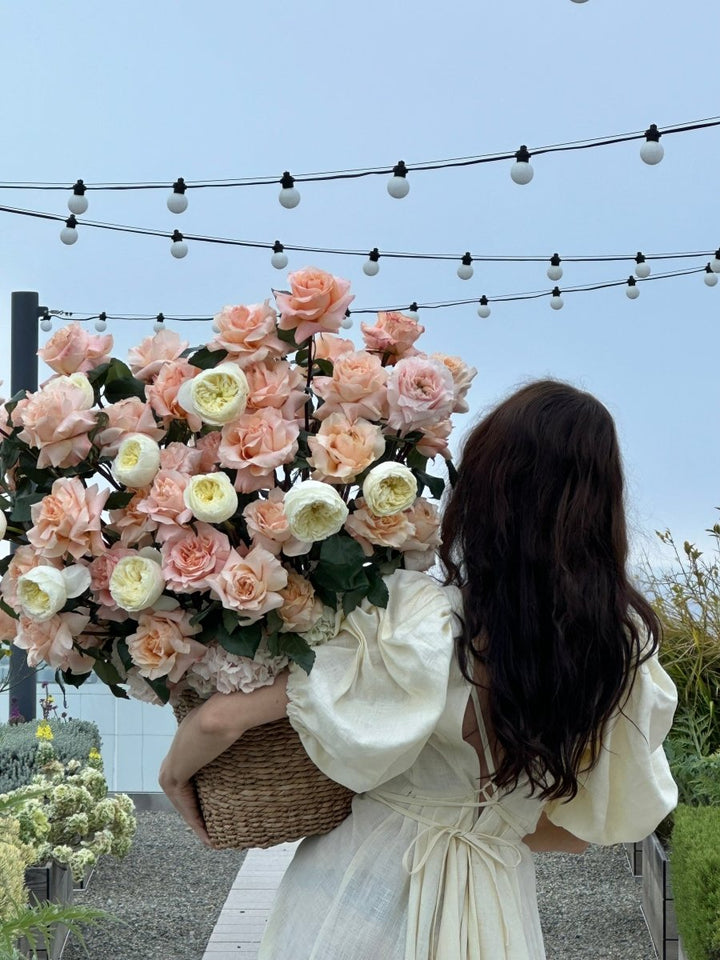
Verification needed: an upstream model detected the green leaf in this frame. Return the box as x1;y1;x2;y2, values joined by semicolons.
115;638;133;672
217;619;262;658
107;682;131;700
104;376;146;402
188;346;227;369
0;597;18;620
145;677;171;704
86;361;110;384
366;573;390;608
319;533;367;569
10;492;45;523
60;669;91;689
274;632;316;674
92;659;124;686
312;358;333;376
222;608;240;635
276;325;298;347
406;447;429;471
105;490;135;511
415;470;445;500
445;457;459;487
190;602;220;626
342;587;368;615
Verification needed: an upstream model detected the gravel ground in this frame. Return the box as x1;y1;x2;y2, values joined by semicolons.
63;811;653;960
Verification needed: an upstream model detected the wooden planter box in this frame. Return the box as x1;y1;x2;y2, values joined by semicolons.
642;832;682;960
17;862;73;960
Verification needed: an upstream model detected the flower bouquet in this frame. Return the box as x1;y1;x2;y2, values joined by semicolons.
0;267;476;847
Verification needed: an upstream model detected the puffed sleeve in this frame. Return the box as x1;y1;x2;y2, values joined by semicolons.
545;650;678;844
285;569;458;793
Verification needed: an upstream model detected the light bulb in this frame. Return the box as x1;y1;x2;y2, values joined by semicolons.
387;160;410;199
634;252;651;278
211;318;222;332
341;311;353;329
710;248;720;273
167;177;188;214
154;314;165;333
170;230;188;259
547;253;563;281
279;171;300;209
406;302;419;321
704;264;718;287
640;124;664;165
570;0;589;4
95;313;107;332
626;276;640;299
550;287;564;310
477;296;491;319
511;145;534;185
457;252;474;280
60;215;79;245
40;317;53;332
68;179;88;215
363;248;380;277
271;241;288;270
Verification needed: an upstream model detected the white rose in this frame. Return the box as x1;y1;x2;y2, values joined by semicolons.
109;554;165;612
46;372;95;408
362;461;418;516
184;472;238;523
283;480;349;543
111;434;161;488
0;511;6;540
176;362;249;426
16;565;92;621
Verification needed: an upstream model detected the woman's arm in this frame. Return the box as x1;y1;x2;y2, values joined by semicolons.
522;812;589;854
159;672;290;845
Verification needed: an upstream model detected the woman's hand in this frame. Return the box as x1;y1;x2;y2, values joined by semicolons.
159;762;213;848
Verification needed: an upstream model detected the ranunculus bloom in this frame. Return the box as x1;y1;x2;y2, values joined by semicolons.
345;498;415;556
360;311;424;365
159;442;205;474
126;607;204;682
160;522;231;593
283;480;348;543
314;333;355;364
415;418;452;459
184;472;238;523
207;301;288;366
242;488;311;557
136;470;192;529
145;359;203;431
13;382;97;468
386;356;455;433
14;610;91;670
28;479;108;560
108;490;154;547
127;329;189;381
186;642;288;697
400;497;442;570
307;413;385;483
207;545;288;623
176;362;250;426
112;434;162;489
275;267;354;343
218;409;300;493
244;360;306;421
0;547;61;610
16;565;90;621
278;570;323;634
313;350;389;422
431;353;478;413
109;553;166;612
362;461;417;516
96;397;164;457
38;322;113;375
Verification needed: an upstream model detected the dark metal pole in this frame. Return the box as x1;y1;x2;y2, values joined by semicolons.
7;291;40;721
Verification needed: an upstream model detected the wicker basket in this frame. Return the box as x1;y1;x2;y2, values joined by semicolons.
172;690;354;850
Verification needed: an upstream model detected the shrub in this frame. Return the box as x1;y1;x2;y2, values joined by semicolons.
671;805;720;960
0;719;101;793
664;743;720;807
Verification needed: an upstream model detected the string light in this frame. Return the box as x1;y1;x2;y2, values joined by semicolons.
550;287;564;310
40;311;53;332
167;178;188;214
711;248;720;272
510;146;534;185
626;276;640;299
94;311;108;332
640;124;664;165
363;248;380;276
387;161;410;199
60;215;78;245
341;309;353;330
271;241;288;270
68;180;88;215
278;172;300;209
406;302;420;320
704;264;718;287
170;230;188;259
457;253;474;280
153;313;166;333
547;254;563;281
634;252;651;278
477;296;491;318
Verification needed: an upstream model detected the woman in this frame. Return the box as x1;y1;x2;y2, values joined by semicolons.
160;379;677;960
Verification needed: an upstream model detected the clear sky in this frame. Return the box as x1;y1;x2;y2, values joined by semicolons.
0;0;717;572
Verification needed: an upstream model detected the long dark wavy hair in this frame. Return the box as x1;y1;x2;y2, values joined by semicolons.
439;379;660;801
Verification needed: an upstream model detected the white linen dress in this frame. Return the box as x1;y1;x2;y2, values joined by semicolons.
258;569;678;960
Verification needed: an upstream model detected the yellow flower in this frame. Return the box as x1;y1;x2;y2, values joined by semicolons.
184;472;238;523
362;461;417;516
36;720;54;741
109;554;165;612
112;433;161;488
177;362;249;425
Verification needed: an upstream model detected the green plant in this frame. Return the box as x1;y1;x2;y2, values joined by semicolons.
671;804;720;960
663;743;720;807
0;719;101;794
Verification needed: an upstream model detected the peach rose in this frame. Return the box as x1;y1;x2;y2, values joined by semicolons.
431;353;478;413
145;359;203;431
28;478;108;560
108;489;154;547
207;545;288;623
242;488;311;557
127;329;189;381
314;333;356;364
207;301;287;366
13;610;91;670
0;606;17;643
160;523;232;593
308;413;385;483
13;382;97;469
275;267;354;343
96;397;165;457
196;430;223;472
89;546;135;606
360;311;424;365
277;570;323;633
38;323;113;375
415;419;452;459
126;607;204;682
159;442;205;474
0;547;62;610
218;409;299;493
345;498;415;556
400;498;442;571
313;350;388;422
244;360;306;421
135;470;192;529
386;356;455;433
